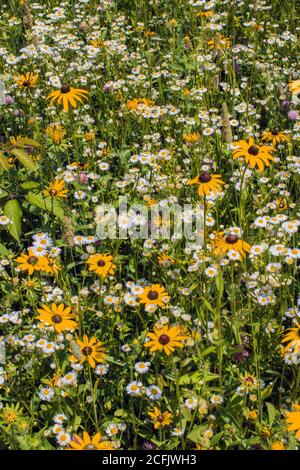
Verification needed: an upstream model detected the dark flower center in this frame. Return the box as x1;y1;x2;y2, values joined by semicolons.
51;314;63;324
245;376;254;384
159;334;170;345
28;256;38;266
226;234;238;244
199;172;212;183
147;290;159;300
271;129;279;135
82;346;93;356
23;80;30;87
248;145;259;156
97;260;106;267
61;84;71;94
49;189;57;196
157;415;165;423
84;444;97;450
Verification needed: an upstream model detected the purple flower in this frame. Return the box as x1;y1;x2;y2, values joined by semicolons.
288;110;299;120
5;95;14;105
103;83;113;93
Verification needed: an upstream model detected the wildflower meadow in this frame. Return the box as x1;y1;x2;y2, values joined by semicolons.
0;0;299;452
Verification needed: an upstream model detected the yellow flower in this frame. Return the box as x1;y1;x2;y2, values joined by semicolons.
138;284;170;307
157;253;175;266
261;129;291;145
286;404;300;439
47;84;89;112
183;132;201;144
68;431;114;450
288;79;300;95
42;256;61;275
188;173;225;196
208;33;231;50
46;124;66;145
148;407;172;429
248;410;258;421
90;39;106;49
44;179;68;198
232;137;275;171
85;130;96;142
15;249;48;275
197;10;214;18
87;254;116;278
2;404;22;425
212;232;251;258
126;98;154;112
271;441;285;450
282;324;300;353
69;335;105;368
36;303;77;333
145;324;189;356
240;373;258;390
14;72;38;88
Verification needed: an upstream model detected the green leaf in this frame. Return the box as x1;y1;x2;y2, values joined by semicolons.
4;199;22;242
187;425;205;443
210;431;224;447
26;192;64;220
0;151;10;171
16;137;40;148
21;181;40;190
0;243;9;256
266;402;278;426
11;148;38;172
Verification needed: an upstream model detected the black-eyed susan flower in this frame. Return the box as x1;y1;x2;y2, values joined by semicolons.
145;324;189;356
188;173;225;196
15;249;48;275
147;407;172;429
212;231;251;258
44;179;68;198
36;303;77;333
68;432;114;450
86;253;116;278
69;335;105;368
271;441;285;450
42;256;61;275
138;284;170;307
14;72;38;88
232;138;275;171
282;324;300;353
47;84;89;112
261;129;291;145
286;405;300;440
288;79;300;95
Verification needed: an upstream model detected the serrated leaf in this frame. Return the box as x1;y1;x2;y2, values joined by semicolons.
11;148;38;172
26;192;64;220
4;199;22;242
